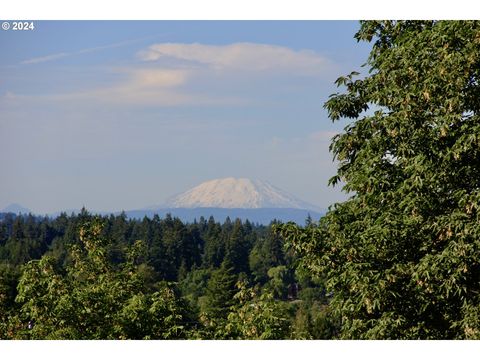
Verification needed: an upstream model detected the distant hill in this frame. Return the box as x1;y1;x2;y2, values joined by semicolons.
124;207;323;225
1;203;31;214
0;212;17;221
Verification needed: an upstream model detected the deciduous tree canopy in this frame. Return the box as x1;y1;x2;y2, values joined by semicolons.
280;20;480;339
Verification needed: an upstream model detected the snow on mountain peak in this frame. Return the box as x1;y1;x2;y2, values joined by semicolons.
163;177;319;210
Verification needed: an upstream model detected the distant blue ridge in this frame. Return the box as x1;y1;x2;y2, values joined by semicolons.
123;207;324;225
1;207;324;226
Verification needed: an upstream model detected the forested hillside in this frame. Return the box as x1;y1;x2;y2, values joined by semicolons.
0;210;335;339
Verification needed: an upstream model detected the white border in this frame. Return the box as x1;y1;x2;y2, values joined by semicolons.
1;1;479;359
1;0;479;20
0;340;479;360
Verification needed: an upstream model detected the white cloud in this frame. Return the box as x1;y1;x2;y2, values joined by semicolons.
128;68;189;88
92;67;246;105
19;37;151;65
1;66;244;107
21;52;69;65
138;42;333;75
10;42;334;108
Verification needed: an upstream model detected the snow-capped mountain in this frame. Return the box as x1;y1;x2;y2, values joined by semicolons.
161;177;320;211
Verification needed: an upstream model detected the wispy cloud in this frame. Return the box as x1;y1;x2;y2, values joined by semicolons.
21;52;70;65
10;42;334;108
20;37;154;65
138;42;333;75
127;68;189;88
2;67;241;107
81;66;231;106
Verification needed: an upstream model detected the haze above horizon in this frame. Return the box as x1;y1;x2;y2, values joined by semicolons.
0;21;370;213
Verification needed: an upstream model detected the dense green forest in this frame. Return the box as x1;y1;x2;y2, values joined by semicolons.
0;211;336;339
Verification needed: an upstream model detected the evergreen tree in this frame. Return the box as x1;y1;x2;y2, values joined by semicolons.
160;216;186;280
148;215;165;276
202;216;224;268
225;219;251;274
203;259;237;323
181;224;203;271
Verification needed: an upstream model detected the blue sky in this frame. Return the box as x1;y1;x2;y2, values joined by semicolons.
0;21;371;214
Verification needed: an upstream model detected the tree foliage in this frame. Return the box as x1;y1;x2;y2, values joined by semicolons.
11;218;191;339
279;20;480;339
222;281;292;339
0;207;334;339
